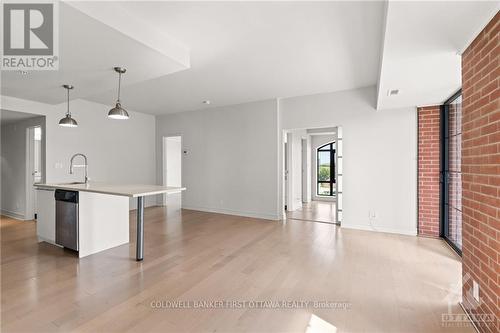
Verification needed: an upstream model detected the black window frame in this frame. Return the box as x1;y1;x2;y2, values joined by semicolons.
440;89;463;256
317;142;336;197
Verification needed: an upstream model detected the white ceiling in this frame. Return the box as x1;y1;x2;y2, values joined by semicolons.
1;1;498;114
1;2;189;105
377;1;499;110
1;1;385;115
89;1;385;114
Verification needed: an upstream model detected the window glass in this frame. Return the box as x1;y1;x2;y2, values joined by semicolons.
318;151;330;181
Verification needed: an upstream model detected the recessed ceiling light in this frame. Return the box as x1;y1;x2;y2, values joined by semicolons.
387;89;399;96
202;100;211;105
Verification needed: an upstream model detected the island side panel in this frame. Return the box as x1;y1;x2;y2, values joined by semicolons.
36;188;57;244
78;191;129;258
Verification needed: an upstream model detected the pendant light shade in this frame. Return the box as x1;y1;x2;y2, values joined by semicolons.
59;85;78;127
59;114;78;127
108;102;129;120
108;67;129;120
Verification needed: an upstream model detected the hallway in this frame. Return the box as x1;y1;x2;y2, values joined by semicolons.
286;201;336;224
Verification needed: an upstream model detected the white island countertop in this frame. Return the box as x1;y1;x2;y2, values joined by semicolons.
35;182;186;197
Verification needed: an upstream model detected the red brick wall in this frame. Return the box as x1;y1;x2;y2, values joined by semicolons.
461;12;499;333
417;106;441;237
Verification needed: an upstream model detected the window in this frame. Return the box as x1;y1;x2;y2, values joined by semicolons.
441;90;462;255
317;142;335;196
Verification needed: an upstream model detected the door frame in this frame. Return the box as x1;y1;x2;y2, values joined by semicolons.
280;127;342;224
25;126;42;220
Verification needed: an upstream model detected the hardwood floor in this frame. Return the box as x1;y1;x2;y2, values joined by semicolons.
286;201;336;224
1;207;472;333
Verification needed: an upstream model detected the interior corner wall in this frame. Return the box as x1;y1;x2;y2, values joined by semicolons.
461;12;499;333
1;116;45;219
280;86;418;235
0;96;157;209
417;106;441;237
155;99;280;220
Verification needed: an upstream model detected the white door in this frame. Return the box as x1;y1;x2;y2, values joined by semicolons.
26;126;42;220
162;136;182;206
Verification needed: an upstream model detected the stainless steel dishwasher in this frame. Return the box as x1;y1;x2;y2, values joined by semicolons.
55;190;79;251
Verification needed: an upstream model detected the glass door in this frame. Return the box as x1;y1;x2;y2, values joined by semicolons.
441;91;463;254
316;142;336;196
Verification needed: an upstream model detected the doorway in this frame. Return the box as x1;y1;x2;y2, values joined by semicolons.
26;126;42;220
0;110;45;221
162;136;182;207
282;126;343;225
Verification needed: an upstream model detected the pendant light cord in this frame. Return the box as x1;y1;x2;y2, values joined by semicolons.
117;72;122;103
66;87;70;116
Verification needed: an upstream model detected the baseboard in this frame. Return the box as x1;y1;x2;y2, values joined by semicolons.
1;209;26;221
128;201;159;211
129;204;161;211
342;223;417;236
182;205;280;221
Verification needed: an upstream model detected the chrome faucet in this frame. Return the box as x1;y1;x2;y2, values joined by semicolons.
70;153;89;184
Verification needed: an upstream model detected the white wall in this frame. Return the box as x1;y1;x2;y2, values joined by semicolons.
280;86;417;235
1;96;157;209
156;99;280;220
311;134;336;202
1;116;45;219
2;86;417;235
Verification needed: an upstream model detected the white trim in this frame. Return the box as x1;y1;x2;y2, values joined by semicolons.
342;223;417;236
1;209;27;221
25;127;34;221
182;205;280;221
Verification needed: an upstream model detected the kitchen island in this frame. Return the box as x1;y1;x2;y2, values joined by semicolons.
34;182;186;260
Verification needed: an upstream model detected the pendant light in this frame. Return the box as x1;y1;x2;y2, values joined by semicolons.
108;67;130;120
59;85;78;127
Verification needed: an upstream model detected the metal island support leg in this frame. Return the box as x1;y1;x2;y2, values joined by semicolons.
136;196;144;261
